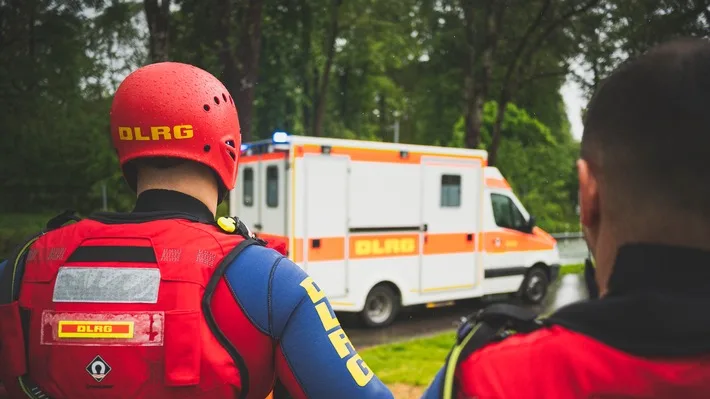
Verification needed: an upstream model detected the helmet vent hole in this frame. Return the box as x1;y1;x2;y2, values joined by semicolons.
203;104;210;111
227;150;236;161
214;96;220;105
229;95;233;104
226;140;235;148
204;144;211;152
222;93;228;102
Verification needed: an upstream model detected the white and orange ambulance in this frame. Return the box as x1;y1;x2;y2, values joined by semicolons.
229;133;560;327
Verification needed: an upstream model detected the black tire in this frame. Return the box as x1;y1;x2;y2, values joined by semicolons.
520;267;549;304
359;284;400;328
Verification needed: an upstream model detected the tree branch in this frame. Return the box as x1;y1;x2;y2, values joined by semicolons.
500;0;553;85
313;0;343;136
527;0;600;55
519;68;569;88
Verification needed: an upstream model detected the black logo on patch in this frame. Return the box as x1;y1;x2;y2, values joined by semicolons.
86;355;111;382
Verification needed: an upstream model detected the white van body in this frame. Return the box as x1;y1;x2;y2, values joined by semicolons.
229;133;561;327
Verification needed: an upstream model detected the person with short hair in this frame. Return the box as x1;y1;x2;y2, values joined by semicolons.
422;37;710;399
0;62;393;399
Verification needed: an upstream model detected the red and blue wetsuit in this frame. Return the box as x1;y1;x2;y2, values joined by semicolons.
0;190;393;399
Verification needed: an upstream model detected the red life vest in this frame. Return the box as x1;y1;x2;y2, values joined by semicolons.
0;217;274;399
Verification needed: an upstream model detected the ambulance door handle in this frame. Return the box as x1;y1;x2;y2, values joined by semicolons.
254;223;263;230
466;234;473;242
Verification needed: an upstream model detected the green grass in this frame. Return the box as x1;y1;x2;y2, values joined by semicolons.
559;262;584;277
361;331;456;386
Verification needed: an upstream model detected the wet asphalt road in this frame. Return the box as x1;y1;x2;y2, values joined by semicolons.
345;273;589;349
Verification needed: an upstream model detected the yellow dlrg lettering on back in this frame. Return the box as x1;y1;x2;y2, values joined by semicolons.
299;276;375;388
346;354;375;387
299;277;326;303
117;125;194;141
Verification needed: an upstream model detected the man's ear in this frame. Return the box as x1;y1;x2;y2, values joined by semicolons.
577;159;600;228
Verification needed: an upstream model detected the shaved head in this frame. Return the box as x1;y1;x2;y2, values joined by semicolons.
578;37;710;295
582;38;710;218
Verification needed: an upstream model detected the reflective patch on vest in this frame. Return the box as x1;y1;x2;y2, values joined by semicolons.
41;310;165;346
53;266;160;303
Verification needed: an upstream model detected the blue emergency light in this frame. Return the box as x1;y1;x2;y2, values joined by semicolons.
272;131;290;143
240;144;248;151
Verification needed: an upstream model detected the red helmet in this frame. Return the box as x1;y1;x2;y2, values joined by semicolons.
110;62;241;195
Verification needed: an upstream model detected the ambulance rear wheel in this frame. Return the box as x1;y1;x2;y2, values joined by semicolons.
360;284;400;328
521;267;549;304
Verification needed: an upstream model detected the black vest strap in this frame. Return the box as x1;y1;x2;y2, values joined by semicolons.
202;237;265;399
438;303;544;399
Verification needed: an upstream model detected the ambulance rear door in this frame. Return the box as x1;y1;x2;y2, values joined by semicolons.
419;157;482;294
302;153;350;298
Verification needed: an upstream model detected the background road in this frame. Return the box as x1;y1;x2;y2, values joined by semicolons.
347;272;589;349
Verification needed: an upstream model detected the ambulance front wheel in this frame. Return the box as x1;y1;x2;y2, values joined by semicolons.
521;267;549;304
360;284;400;328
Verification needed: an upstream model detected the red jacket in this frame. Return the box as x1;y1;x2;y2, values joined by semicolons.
456;326;710;399
0;190;393;399
424;244;710;399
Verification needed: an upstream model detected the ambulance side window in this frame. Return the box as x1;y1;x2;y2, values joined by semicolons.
441;174;461;207
243;167;254;207
491;193;526;231
266;165;279;208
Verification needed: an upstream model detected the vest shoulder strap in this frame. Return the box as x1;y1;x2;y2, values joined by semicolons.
439;303;545;399
0;210;81;304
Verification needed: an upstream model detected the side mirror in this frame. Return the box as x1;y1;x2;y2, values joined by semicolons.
526;216;536;233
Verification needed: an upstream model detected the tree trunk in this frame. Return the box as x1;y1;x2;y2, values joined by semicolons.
312;0;342;137
300;0;313;134
217;0;264;143
488;0;598;164
144;0;171;62
461;0;479;149
233;0;264;142
461;0;501;149
487;92;510;166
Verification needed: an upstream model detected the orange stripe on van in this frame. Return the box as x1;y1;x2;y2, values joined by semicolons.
284;229;554;262
485;178;511;189
292;238;304;263
424;233;476;255
295;144;486;165
308;237;345;261
240;152;287;164
482;230;554;253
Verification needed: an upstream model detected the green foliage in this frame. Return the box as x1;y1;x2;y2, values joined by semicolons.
450;102;579;233
0;0;705;233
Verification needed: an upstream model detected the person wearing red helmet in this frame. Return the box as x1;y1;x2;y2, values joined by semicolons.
0;62;393;399
421;37;710;399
